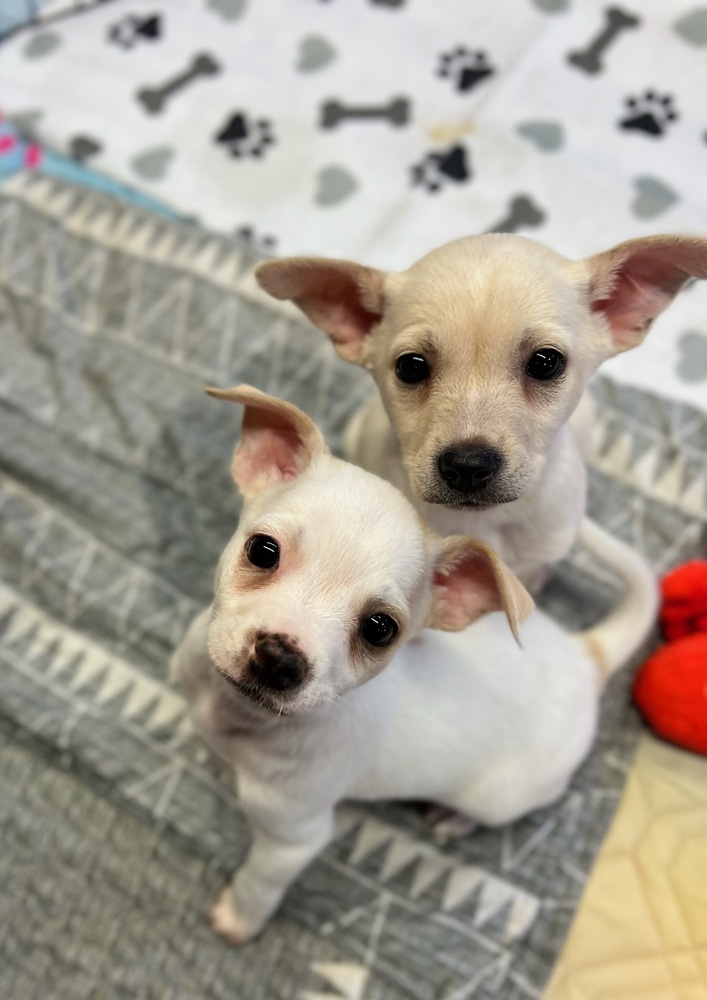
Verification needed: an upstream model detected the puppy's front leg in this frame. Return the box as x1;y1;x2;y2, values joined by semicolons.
210;811;334;945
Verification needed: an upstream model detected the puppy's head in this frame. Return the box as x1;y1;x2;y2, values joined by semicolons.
257;235;707;508
206;385;533;716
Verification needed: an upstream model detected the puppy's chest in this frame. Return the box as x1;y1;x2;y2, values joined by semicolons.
190;666;268;747
421;502;517;556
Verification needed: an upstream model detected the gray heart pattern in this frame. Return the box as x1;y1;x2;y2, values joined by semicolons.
23;32;61;59
10;109;43;137
70;136;102;162
631;175;679;218
297;35;337;72
207;0;247;22
517;119;564;151
674;9;707;46
315;165;359;206
131;146;175;181
532;0;570;12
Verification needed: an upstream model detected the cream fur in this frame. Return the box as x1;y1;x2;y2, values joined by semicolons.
256;233;707;590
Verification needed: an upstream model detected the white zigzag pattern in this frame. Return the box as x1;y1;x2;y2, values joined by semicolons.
0;580;190;738
334;807;539;944
590;415;707;519
3;172;260;304
1;174;371;437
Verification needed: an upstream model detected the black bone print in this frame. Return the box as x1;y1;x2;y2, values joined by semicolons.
567;7;640;74
320;96;410;128
136;53;221;114
487;195;546;233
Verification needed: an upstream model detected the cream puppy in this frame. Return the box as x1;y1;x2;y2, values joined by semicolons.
255;234;707;588
171;385;657;946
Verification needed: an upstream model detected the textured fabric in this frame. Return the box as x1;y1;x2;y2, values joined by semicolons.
0;116;179;215
2;0;707;410
0;722;338;1000
544;733;707;1000
1;172;706;999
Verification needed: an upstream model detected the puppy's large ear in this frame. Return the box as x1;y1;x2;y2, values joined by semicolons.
206;384;326;497
428;537;534;643
255;258;385;364
587;235;707;354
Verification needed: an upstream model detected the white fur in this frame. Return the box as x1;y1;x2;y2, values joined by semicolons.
173;602;597;943
171;385;656;945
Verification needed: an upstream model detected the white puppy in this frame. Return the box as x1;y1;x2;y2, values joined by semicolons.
171;385;657;945
255;234;707;589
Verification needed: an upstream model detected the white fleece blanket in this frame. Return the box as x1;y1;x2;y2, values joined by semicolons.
1;0;707;411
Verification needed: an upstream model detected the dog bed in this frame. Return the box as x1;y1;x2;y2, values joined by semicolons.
1;172;706;999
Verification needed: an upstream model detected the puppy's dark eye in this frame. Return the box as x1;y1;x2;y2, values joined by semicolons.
396;353;430;385
360;613;398;648
246;534;280;570
526;348;565;381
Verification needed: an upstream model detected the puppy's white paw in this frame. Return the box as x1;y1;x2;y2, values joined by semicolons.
426;806;477;843
208;887;260;946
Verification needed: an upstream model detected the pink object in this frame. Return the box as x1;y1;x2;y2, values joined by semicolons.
25;143;42;168
0;134;18;154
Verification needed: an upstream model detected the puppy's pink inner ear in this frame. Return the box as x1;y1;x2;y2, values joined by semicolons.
591;255;680;351
589;239;707;353
235;427;303;486
257;259;384;364
432;555;499;632
231;402;323;492
309;285;381;362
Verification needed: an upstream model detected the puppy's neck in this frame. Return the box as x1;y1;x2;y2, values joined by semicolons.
223;674;348;731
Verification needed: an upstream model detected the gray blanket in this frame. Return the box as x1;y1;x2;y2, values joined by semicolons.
1;173;705;1000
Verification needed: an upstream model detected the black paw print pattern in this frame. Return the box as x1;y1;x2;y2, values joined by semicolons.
619;91;679;137
215;113;276;158
410;144;470;192
108;14;161;49
438;48;495;93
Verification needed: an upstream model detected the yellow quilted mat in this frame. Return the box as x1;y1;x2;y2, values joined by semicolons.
545;734;707;1000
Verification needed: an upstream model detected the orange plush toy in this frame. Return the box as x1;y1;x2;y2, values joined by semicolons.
633;561;707;757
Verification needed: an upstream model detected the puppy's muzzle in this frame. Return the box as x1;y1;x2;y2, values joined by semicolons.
437;444;504;495
248;632;308;692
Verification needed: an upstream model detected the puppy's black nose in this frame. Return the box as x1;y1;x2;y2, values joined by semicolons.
250;633;307;691
438;446;503;493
